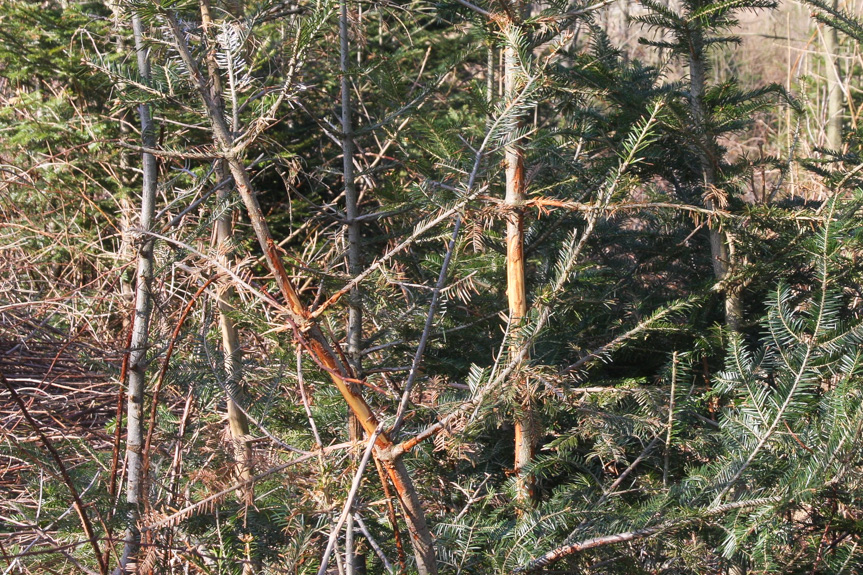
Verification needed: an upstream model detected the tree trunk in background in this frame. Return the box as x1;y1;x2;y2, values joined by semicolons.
691;21;745;575
199;0;255;511
503;16;537;504
688;28;742;332
119;13;158;573
340;0;367;572
825;0;843;151
487;40;495;125
215;180;254;503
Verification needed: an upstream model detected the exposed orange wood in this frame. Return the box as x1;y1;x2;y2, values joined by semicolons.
503;34;537;504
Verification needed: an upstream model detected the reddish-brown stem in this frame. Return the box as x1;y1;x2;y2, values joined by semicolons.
164;14;437;572
108;317;135;505
501;14;536;504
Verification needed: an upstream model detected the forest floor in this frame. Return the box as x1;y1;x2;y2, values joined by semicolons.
0;313;119;554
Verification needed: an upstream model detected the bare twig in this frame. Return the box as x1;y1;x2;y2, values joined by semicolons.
318;425;383;575
390;215;462;436
353;513;396;573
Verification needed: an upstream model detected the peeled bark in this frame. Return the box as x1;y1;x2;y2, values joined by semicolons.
223;156;437;575
503;20;538;504
165;14;437;574
119;13;158;573
228;155;439;575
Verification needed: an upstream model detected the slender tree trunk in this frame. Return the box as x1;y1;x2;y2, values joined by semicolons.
341;0;362;379
688;29;742;332
119;13;158;573
165;15;437;574
503;17;538;504
691;23;745;574
340;2;367;572
214;187;255;575
199;0;255;510
110;2;135;318
339;0;364;444
825;0;843;151
215;181;255;498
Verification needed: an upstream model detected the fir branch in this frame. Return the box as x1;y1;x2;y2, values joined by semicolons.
114;140;224;160
564;297;699;373
513;497;781;572
141;443;353;533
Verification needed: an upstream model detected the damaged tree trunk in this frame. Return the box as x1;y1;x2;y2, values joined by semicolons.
503;15;538;505
165;13;437;574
